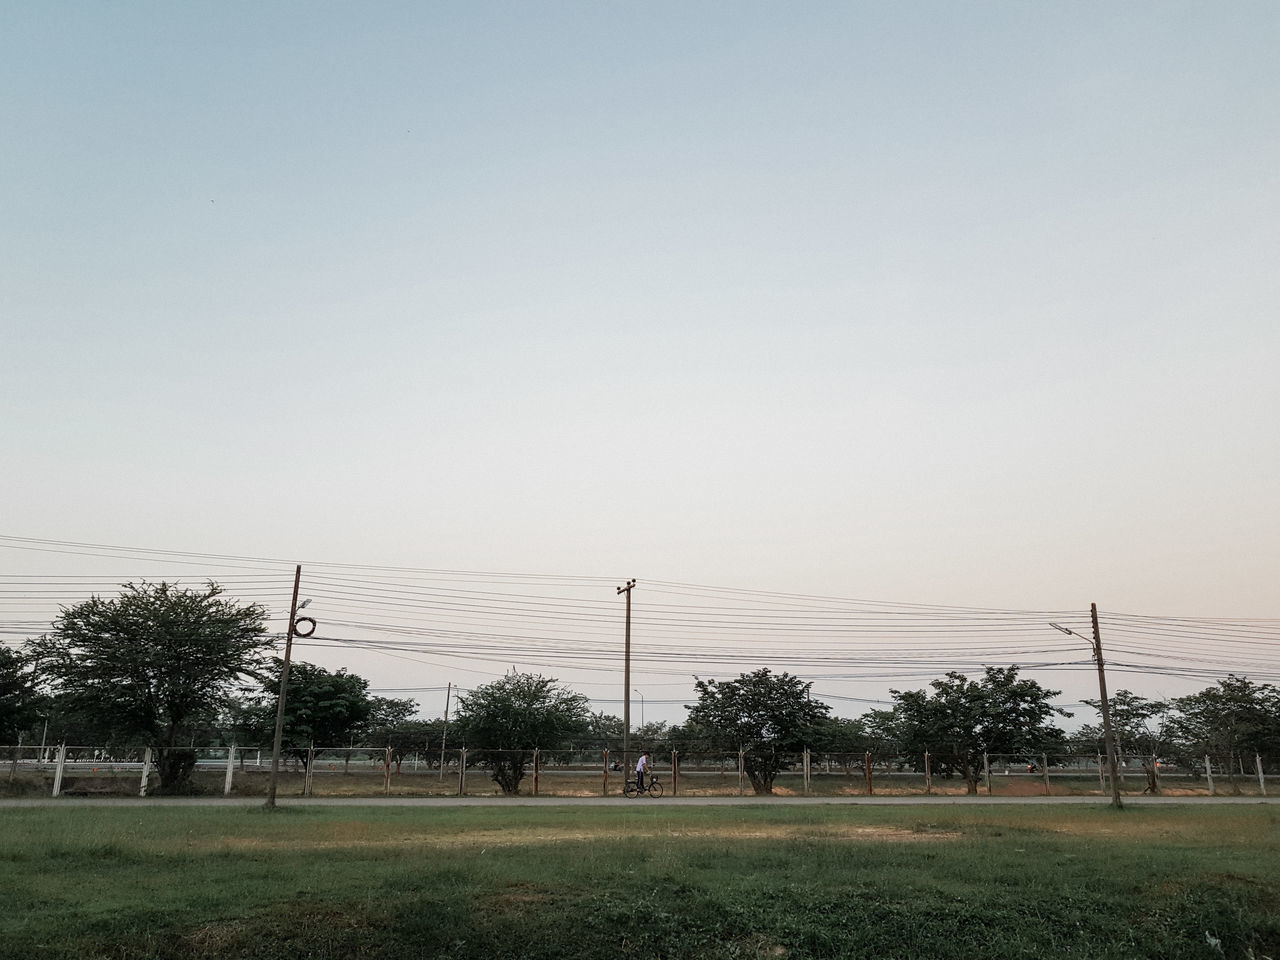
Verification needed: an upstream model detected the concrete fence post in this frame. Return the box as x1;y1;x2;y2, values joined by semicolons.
136;746;150;798
672;750;679;797
458;748;466;797
52;744;68;797
983;753;991;794
1205;754;1215;796
865;751;873;796
224;745;236;796
602;749;610;796
924;750;932;794
738;750;745;796
533;748;540;796
304;746;315;797
1042;754;1050;795
1257;754;1266;796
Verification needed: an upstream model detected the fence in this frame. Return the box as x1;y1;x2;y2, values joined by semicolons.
4;743;1274;799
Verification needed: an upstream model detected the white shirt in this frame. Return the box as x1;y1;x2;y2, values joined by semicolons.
636;755;648;774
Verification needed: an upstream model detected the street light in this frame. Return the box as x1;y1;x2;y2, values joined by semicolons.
266;565;317;809
1051;603;1123;809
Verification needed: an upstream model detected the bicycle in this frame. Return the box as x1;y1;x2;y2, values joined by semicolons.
622;775;663;798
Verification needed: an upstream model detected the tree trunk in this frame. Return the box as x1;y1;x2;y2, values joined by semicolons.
963;757;978;795
155;748;197;793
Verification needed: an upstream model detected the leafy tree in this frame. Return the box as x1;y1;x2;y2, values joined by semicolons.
585;711;623;745
1168;676;1280;785
1073;689;1169;759
861;708;904;752
809;716;870;755
685;668;830;794
240;660;415;764
368;718;446;772
0;647;40;743
635;720;671;744
27;581;268;790
454;673;591;795
891;667;1069;794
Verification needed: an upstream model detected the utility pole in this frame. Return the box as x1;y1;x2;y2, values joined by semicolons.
1051;606;1122;810
266;565;316;809
439;682;451;781
617;579;636;775
1091;603;1124;810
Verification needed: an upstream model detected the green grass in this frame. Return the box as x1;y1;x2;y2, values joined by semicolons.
1;804;1277;959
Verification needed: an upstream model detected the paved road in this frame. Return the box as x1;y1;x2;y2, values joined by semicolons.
2;794;1275;808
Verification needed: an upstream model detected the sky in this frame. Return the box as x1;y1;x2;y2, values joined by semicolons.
3;3;1278;728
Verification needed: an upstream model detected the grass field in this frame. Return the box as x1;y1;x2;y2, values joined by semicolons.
1;803;1277;959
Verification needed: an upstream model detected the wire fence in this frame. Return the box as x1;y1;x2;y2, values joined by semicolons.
4;743;1274;799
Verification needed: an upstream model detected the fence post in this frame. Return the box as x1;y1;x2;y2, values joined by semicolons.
1257;754;1266;796
1151;754;1162;795
383;747;392;795
738;750;745;796
672;750;679;797
803;748;811;796
224;745;236;796
458;748;466;797
1041;753;1050;795
52;744;68;797
533;749;540;796
603;749;609;796
1097;754;1105;795
924;750;932;794
983;753;991;794
864;751;873;796
304;746;315;797
136;746;150;798
1205;754;1215;796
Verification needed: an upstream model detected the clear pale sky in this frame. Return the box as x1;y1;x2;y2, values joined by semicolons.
3;3;1278;725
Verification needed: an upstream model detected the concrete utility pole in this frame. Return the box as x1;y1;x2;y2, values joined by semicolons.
1090;603;1124;810
439;682;451;780
266;565;316;809
1051;605;1123;810
617;579;636;773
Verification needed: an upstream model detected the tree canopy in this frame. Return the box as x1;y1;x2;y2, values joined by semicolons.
234;659;416;763
1168;676;1280;770
28;581;269;790
0;647;40;743
455;672;591;794
685;668;830;794
891;666;1069;793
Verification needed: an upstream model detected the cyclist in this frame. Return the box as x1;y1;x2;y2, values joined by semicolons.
635;751;650;792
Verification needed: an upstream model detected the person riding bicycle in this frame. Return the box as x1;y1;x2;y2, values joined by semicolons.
635;751;650;791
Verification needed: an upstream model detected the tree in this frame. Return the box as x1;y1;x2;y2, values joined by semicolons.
0;647;40;743
27;581;268;791
1073;689;1169;759
685;668;830;795
585;711;623;745
367;718;446;772
891;666;1069;794
239;660;416;763
454;673;591;795
1168;676;1280;785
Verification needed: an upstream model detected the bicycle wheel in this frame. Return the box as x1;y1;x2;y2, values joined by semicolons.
647;780;663;798
623;780;638;799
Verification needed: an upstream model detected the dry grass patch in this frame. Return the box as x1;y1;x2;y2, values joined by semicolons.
212;818;961;854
